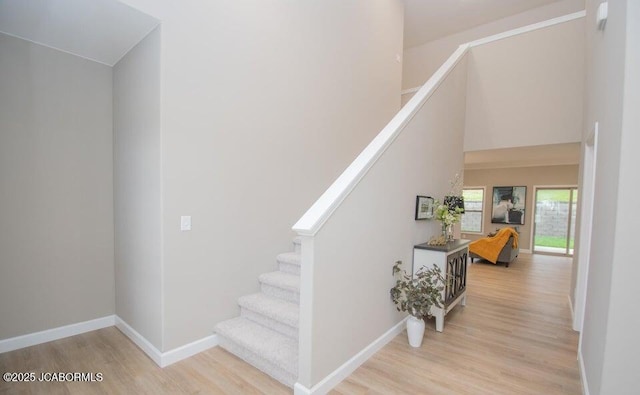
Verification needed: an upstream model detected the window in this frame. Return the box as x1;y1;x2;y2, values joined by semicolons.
461;187;484;233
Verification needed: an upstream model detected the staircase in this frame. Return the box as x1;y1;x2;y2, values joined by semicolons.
215;238;301;387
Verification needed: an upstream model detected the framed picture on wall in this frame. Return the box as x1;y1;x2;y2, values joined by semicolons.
491;186;526;224
415;196;434;220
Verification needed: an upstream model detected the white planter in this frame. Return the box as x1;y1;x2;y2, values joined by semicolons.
406;316;426;347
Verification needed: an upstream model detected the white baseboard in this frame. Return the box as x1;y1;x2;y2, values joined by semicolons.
0;314;218;368
520;249;532;254
294;317;408;395
161;333;219;366
578;349;590;395
567;295;579;332
568;295;574;314
115;316;163;366
115;316;218;368
0;315;115;354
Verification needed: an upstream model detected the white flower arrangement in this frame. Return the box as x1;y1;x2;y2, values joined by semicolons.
435;201;464;226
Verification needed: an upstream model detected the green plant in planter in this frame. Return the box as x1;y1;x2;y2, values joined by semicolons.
390;261;445;319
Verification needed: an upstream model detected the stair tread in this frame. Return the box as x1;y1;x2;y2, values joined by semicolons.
259;271;300;292
215;317;298;374
239;293;299;328
276;252;301;265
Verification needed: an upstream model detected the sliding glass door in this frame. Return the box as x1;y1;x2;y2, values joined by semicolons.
533;187;578;256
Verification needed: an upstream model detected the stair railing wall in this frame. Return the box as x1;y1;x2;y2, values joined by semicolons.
293;45;470;392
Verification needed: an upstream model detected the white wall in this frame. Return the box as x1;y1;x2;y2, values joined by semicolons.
580;1;640;393
464;18;584;151
0;33;114;339
301;54;468;387
600;2;640;391
118;0;404;351
113;27;162;350
402;0;584;89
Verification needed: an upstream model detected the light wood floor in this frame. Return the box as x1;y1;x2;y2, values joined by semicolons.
333;253;581;394
0;253;580;394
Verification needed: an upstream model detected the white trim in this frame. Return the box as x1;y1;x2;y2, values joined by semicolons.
161;333;218;367
114;316;218;367
294;317;408;395
293;44;470;236
115;316;163;366
520;248;532;254
297;236;315;386
461;186;486;234
461;231;484;235
575;126;597;333
578;349;590;395
0;315;115;354
567;295;574;318
468;11;586;47
530;185;578;255
400;87;420;95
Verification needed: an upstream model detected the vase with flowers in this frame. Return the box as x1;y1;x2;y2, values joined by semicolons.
435;200;464;241
434;173;466;241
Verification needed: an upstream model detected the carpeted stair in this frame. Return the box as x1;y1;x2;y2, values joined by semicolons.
215;237;301;388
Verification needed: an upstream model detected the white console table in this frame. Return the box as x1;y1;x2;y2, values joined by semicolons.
413;239;470;332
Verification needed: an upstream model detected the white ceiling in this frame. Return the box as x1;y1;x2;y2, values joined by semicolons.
403;0;566;48
464;143;581;170
0;0;158;66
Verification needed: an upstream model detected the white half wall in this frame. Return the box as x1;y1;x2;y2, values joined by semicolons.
0;33;114;340
113;26;163;350
300;54;468;387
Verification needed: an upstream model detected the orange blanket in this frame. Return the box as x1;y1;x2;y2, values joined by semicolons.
469;228;519;264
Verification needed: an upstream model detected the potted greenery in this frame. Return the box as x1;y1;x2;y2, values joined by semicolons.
390;261;445;347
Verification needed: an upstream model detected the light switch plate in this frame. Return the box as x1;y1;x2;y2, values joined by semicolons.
180;216;191;231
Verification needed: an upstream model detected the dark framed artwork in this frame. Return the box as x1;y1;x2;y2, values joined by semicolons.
415;196;435;220
491;186;526;224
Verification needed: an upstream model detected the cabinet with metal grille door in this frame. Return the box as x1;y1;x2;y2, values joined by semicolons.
412;239;470;332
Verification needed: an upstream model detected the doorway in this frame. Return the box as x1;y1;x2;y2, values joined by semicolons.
532;187;578;256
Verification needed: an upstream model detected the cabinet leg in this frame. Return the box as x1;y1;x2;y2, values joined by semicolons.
435;311;444;332
461;294;467;307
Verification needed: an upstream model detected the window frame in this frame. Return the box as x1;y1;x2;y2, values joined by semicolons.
461;186;486;235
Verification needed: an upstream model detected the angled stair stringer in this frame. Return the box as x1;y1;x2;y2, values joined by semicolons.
214;238;301;388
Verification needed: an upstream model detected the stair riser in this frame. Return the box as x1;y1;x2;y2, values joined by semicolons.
278;261;300;275
241;308;298;340
261;284;299;304
218;337;296;388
